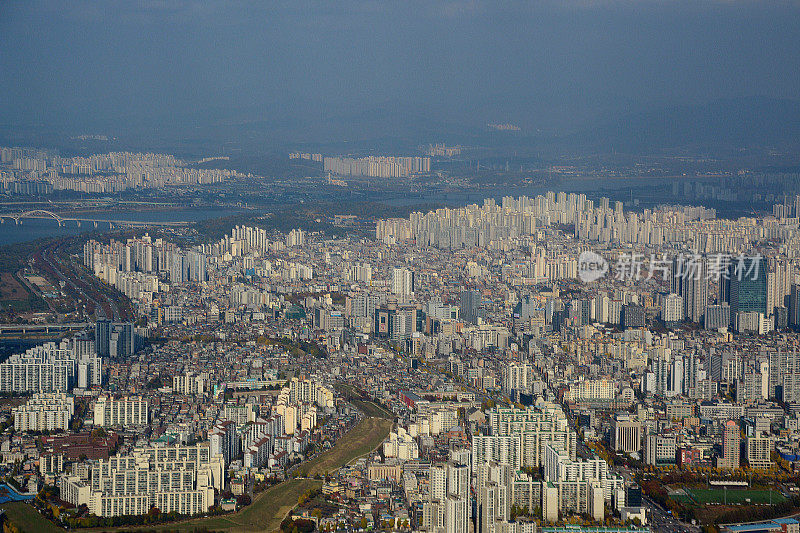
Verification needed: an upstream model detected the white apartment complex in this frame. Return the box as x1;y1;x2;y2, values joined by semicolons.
13;392;74;432
93;395;148;427
173;372;207;395
59;443;223;517
0;342;102;393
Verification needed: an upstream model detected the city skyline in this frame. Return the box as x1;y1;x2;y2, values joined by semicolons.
2;1;800;532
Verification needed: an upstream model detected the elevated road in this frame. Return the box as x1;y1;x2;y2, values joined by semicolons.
0;322;89;335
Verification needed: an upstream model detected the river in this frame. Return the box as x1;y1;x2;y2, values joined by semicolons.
0;207;240;246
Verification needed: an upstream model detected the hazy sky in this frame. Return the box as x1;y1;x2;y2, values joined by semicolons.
2;0;799;138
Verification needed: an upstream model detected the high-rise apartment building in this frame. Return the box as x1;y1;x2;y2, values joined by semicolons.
60;443;223;517
93;395;148;427
719;420;740;469
0;342;96;393
745;435;772;470
392;268;415;300
13;392;74;432
662;293;684;324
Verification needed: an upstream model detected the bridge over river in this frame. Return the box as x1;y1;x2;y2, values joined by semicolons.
0;209;191;228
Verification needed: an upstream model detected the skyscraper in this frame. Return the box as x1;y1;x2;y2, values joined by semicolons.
671;253;707;323
94;320;112;358
95;320;135;358
790;284;800;328
391;268;414;300
662;293;684;325
444;495;468;533
719;420;740;469
568;298;590;326
459;290;481;324
621;304;645;329
447;462;470;501
724;255;767;323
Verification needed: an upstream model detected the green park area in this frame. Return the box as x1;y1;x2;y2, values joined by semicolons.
1;501;65;533
301;416;394;478
179;478;323;533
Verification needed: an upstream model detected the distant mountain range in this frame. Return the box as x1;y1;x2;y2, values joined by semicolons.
2;97;799;160
564;97;800;153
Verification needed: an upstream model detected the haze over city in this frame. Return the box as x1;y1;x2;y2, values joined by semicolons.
3;1;800;149
1;2;800;533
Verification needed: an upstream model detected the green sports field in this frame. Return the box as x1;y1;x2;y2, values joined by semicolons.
686;488;787;505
